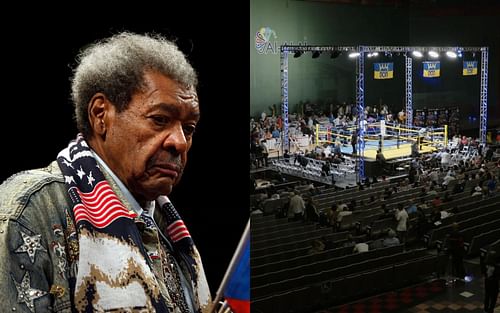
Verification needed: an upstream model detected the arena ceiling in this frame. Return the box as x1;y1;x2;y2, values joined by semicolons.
296;0;500;14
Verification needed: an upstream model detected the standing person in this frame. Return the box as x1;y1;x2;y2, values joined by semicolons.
304;197;320;222
411;140;419;158
289;191;306;221
284;149;291;162
260;139;269;167
447;223;466;281
321;160;331;177
0;33;214;313
395;204;409;246
482;251;499;313
351;130;358;155
376;148;387;176
440;149;451;170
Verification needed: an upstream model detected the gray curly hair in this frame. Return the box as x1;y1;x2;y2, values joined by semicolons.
71;32;198;138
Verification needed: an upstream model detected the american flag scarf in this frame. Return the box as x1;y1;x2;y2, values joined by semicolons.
57;134;211;313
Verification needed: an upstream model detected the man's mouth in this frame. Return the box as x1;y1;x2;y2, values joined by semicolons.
151;163;181;179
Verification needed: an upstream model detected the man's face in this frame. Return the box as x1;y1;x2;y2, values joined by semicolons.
102;71;199;202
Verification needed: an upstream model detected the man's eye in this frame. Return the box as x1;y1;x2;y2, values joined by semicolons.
183;125;196;136
151;116;170;125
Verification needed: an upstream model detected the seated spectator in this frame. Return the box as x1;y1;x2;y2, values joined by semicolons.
271;127;280;138
332;153;342;164
336;206;352;223
471;185;483;197
343;234;356;248
427;185;438;196
337;201;349;212
353;242;369;253
431;195;442;208
383;229;400;247
250;208;263;215
442;173;456;188
305;182;316;195
320;236;335;250
370;238;384;250
308;239;326;255
431;207;442;226
406;201;418;215
268;188;280;200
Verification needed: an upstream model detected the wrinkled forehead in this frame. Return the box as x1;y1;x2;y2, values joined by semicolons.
135;71;200;111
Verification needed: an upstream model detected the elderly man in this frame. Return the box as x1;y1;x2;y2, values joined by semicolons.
0;33;212;313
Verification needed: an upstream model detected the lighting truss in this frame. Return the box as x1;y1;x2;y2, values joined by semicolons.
279;44;489;181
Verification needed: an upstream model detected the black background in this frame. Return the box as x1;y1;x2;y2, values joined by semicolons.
0;6;248;295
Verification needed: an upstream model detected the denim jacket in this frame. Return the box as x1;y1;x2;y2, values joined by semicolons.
0;161;73;312
0;161;209;313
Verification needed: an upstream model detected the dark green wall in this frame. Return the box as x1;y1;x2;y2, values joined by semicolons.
250;1;500;129
250;0;409;117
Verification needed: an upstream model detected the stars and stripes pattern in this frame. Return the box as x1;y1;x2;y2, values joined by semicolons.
167;220;190;243
55;135;209;313
57;135;136;229
72;181;136;228
157;197;192;244
57;135;171;312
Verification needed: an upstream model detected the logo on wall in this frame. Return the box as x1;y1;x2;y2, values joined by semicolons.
463;61;478;76
423;61;440;78
255;27;277;54
255;27;307;54
374;63;393;79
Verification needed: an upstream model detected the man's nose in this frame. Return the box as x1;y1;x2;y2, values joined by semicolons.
162;123;188;155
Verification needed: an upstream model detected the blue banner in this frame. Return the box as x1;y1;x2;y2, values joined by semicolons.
423;61;440;77
374;62;393;79
463;61;478;76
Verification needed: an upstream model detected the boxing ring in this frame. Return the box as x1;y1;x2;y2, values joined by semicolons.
315;121;448;160
280;45;489;180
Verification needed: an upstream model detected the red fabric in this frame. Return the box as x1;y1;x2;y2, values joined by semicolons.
225;298;250;313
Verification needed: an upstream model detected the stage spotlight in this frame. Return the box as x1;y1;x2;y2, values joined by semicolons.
412;51;423;58
348;52;360;58
293;51;303;58
312;51;321;59
428;51;439;58
331;50;341;59
457;50;463;58
446;51;457;58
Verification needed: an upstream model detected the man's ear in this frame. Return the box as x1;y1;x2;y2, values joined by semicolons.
88;93;112;137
